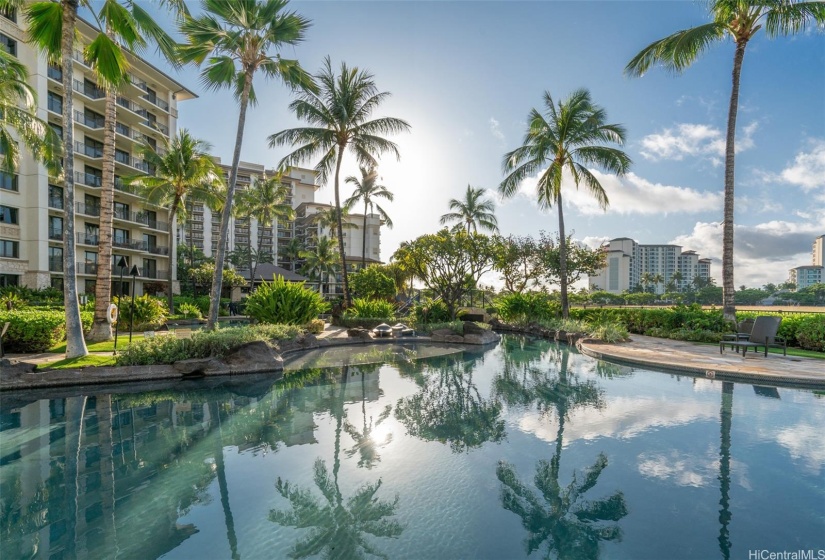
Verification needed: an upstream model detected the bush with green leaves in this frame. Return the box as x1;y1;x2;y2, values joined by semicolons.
413;320;465;335
793;314;825;352
116;324;303;366
177;302;203;320
244;277;329;325
587;320;629;343
496;292;559;324
344;298;396;321
113;295;168;331
305;318;326;334
350;267;396;300
409;298;451;324
0;309;92;352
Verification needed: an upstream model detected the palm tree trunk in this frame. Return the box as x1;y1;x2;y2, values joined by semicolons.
362;201;368;270
557;193;569;319
251;214;265;289
167;199;179;313
718;381;733;560
208;71;253;329
211;402;240;560
88;74;117;342
722;42;747;322
246;218;253;288
333;145;350;306
61;0;88;358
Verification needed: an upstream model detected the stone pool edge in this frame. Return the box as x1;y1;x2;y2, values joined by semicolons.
0;333;500;393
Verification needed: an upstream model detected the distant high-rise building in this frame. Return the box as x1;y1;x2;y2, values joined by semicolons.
787;234;825;290
589;238;712;294
813;235;825;267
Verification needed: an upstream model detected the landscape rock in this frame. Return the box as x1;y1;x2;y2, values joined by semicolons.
463;331;500;345
431;328;456;337
347;328;373;340
223;341;284;373
173;358;217;377
0;360;37;379
462;321;487;335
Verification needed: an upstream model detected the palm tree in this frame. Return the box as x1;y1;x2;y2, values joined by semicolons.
652;273;664;295
640;272;654;294
671;270;684;293
279;237;304;272
344;166;394;269
500;89;631;319
311;205;357;240
625;1;825;322
86;0;181;342
178;0;315;330
125;130;223;313
25;0;89;357
270;56;411;307
234;172;294;285
439;184;498;234
0;49;61;174
300;236;339;295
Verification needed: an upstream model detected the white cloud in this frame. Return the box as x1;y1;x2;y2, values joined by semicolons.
640;122;758;163
670;214;825;287
778;140;825;192
512;169;722;216
489;117;505;142
581;236;610;250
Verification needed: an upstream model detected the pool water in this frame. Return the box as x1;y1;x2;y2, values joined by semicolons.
1;335;823;559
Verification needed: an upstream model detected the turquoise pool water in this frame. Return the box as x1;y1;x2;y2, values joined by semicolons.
1;335;823;559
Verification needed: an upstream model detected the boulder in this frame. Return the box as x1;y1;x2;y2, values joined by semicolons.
173;358;216;378
566;332;584;345
431;333;466;344
223;341;284;373
0;360;37;379
462;321;488;335
463;331;500;345
431;328;456;337
347;328;373;340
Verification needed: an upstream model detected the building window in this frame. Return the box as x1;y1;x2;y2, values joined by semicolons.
0;206;18;225
114;202;130;221
1;6;16;22
50;277;63;291
114;229;130;244
0;239;19;258
0;33;16;57
48;246;63;271
49;184;63;209
48;216;63;240
0;274;19;287
50;123;63;140
143;258;157;278
47;91;63;115
84;279;96;294
142;233;157;250
0;171;18;192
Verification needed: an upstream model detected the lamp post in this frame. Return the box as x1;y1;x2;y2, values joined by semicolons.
113;256;128;354
129;265;139;344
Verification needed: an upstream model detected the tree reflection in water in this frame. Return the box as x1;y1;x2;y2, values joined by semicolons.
395;353;505;453
270;369;403;559
495;341;628;559
344;364;393;469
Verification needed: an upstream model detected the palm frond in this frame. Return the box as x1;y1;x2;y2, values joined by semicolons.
625;22;726;76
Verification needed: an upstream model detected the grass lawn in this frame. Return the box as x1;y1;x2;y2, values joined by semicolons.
48;333;146;353
45;355;117;369
698;341;825;360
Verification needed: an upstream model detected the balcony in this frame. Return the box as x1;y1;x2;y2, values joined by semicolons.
47;65;62;81
113;238;141;251
141;268;168;280
113;207;130;221
134;213;168;231
115;151;149;173
143;94;169;112
76;202;100;217
47;98;63;115
71;50;88;66
75;141;103;159
77;233;99;246
117;96;148;118
49;256;63;273
48;196;63;210
76;262;98;275
74;111;104;129
48;227;63;241
75;171;102;188
144;120;169;136
147;245;169;256
73;79;104;100
128;74;148;93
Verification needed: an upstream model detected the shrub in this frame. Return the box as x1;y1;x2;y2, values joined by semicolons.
794;315;825;352
0;309;92;352
116;324;303;366
414;320;465;335
344;298;396;321
497;292;559;324
245;277;329;325
409;298;451;324
350;267;396;300
178;302;203;320
305;318;325;334
113;295;167;331
587;320;629;343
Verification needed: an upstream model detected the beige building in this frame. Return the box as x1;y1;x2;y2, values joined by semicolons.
812;235;824;267
786;234;825;291
589;237;712;294
0;12;195;295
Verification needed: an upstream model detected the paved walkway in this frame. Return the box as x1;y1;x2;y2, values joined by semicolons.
579;335;825;388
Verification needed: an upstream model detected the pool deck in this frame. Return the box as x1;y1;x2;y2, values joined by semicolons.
579;335;825;389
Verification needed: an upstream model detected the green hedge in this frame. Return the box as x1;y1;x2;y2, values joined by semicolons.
0;309;92;353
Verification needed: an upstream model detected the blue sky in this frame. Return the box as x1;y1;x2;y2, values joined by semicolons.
132;0;825;288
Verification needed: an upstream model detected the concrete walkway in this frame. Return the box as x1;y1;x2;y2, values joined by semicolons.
579;335;825;388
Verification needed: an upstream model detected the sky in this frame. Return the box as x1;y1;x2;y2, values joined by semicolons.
129;0;825;289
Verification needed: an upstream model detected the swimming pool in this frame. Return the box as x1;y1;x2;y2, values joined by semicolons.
1;335;822;559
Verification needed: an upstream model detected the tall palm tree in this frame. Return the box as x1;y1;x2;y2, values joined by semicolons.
25;0;89;357
280;237;304;272
0;49;61;174
500;89;631;318
652;273;664;295
125;130;223;313
671;270;684;293
86;0;182;342
234;172;294;285
625;1;825;322
640;271;654;293
439;184;498;234
344;166;394;269
300;236;339;295
270;56;411;307
311;205;357;240
178;0;315;330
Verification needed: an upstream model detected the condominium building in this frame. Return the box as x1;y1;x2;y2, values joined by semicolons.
788;265;823;290
589;237;712;294
812;235;824;267
0;12;195;296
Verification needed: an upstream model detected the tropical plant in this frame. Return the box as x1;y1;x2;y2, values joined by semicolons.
625;0;825;321
279;237;304;272
270;56;411;306
177;302;202;319
439;184;499;234
349;266;396;300
244;275;329;325
179;0;315;329
344;297;396;320
125;130;223;313
0;48;61;174
112;294;167;330
310;205;357;240
500;89;631;319
234;171;295;283
300;236;339;295
344;166;394;268
496;292;558;324
188;262;246;289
